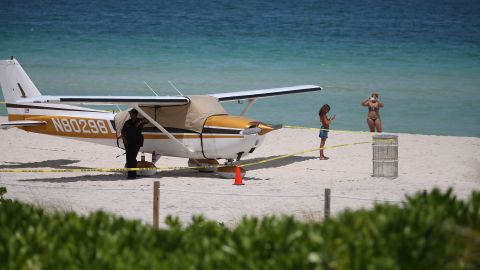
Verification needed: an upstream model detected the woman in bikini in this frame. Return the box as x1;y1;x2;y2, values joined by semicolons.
362;92;384;132
319;104;335;160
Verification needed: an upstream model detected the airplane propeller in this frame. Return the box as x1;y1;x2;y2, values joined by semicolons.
240;127;262;135
240;123;282;135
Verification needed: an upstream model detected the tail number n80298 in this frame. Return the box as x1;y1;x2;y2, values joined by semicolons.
52;118;114;134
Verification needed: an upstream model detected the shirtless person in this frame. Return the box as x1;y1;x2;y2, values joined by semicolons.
362;92;384;132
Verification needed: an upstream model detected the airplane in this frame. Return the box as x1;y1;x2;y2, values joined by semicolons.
0;57;321;177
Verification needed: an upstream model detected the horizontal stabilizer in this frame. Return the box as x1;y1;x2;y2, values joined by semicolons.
17;96;190;106
0;120;47;129
209;85;321;102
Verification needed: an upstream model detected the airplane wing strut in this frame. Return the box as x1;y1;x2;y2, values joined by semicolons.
240;99;256;116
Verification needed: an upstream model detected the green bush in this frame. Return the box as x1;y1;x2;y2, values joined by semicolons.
0;187;478;269
0;186;6;200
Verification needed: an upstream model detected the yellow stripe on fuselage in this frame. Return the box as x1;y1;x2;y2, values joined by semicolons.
204;115;259;129
19;115;116;139
8;114;28;121
8;114;244;140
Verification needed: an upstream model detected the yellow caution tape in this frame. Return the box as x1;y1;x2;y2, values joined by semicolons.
241;140;372;167
0;103;394;173
0;139;390;173
0;166;188;173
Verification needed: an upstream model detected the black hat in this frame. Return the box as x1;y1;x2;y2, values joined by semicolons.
129;109;138;114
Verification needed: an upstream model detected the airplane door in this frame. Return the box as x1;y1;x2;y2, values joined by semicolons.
114;110;130;149
200;132;218;159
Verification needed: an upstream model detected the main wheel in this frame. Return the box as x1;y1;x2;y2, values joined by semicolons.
217;166;246;179
135;160;157;176
188;159;219;173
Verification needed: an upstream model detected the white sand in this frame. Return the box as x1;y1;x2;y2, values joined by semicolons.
1;116;479;226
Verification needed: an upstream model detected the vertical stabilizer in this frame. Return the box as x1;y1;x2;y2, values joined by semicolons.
0;58;42;104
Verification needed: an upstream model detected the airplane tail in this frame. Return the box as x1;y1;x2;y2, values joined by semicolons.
0;58;42;113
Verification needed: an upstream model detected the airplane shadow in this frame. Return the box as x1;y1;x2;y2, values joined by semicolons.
0;159;88;169
1;159;125;183
17;170;255;183
12;154;316;183
240;155;317;171
157;169;264;181
17;172;127;183
159;154;316;179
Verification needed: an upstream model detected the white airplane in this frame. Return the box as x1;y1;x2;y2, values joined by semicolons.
0;58;321;176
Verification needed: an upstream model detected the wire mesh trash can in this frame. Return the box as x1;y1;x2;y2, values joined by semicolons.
372;134;398;178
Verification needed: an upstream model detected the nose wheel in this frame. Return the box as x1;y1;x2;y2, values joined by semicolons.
217;159;246;179
188;159;219;173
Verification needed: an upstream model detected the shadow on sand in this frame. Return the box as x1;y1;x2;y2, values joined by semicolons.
17;172;127;183
0;159;88;169
240;155;316;171
14;154;315;183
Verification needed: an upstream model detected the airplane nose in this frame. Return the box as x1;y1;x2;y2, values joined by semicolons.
257;123;274;135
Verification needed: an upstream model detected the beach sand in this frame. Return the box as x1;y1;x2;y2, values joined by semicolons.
1;116;479;226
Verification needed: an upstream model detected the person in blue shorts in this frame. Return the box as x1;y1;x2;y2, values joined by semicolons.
319;104;335;160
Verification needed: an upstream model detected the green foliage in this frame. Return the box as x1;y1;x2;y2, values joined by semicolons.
0;186;6;200
0;188;479;269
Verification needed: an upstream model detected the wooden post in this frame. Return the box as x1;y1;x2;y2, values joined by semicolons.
324;188;331;219
153;181;160;229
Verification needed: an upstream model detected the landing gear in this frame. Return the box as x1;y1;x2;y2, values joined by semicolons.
217;158;246;179
136;153;157;176
188;159;219;173
188;152;247;179
151;151;161;164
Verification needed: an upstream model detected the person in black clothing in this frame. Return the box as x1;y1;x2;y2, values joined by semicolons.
121;109;145;179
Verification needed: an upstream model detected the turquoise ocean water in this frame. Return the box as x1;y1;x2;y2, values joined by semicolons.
1;0;479;136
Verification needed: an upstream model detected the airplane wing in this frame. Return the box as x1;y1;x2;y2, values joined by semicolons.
209;85;321;102
17;96;190;106
1;120;47;129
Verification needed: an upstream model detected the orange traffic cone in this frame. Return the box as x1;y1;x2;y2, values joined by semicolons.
233;165;244;185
